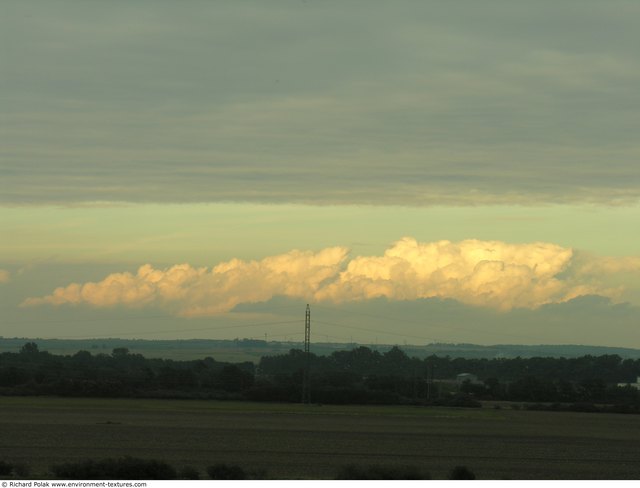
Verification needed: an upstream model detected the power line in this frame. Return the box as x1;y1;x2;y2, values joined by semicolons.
54;319;300;340
5;299;549;345
315;319;436;343
312;302;548;343
1;301;305;327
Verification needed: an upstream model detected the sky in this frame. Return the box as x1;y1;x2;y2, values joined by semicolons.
1;1;639;348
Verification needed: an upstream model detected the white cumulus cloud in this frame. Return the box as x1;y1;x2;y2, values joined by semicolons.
22;238;639;315
315;238;601;310
22;247;349;317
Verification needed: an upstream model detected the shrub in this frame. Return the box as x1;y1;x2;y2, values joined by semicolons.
336;464;429;480
12;462;30;477
0;460;14;476
50;457;177;480
178;466;200;480
524;403;547;411
206;463;247;480
570;402;598;413
434;394;481;408
449;465;476;480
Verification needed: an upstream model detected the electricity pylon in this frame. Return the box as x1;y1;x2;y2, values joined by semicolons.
302;304;311;404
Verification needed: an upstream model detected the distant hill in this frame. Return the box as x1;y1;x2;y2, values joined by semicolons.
404;343;640;359
2;336;640;361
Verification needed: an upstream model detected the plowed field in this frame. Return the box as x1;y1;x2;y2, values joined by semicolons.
1;397;639;479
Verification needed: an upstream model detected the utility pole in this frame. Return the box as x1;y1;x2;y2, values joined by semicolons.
426;362;435;403
301;304;311;404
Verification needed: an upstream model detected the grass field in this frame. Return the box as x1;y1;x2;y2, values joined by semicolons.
1;397;639;479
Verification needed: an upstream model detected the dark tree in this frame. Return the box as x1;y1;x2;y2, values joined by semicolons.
20;342;39;356
112;347;130;358
449;466;476;480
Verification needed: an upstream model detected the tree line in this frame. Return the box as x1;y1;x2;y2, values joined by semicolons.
1;455;473;480
0;342;254;399
256;346;640;407
1;342;639;409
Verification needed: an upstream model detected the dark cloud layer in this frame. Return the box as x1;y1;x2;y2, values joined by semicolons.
2;1;640;205
235;295;640;347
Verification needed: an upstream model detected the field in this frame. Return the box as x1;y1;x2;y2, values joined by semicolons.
1;397;640;479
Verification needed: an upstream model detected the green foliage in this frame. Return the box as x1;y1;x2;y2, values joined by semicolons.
178;466;200;480
49;457;178;480
0;460;14;476
0;342;254;399
217;364;254;392
20;342;39;356
433;393;481;408
0;366;30;387
12;462;30;477
111;347;130;358
1;342;640;409
449;465;476;480
335;464;429;480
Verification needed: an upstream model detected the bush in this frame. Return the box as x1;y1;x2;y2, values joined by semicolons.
335;464;429;480
50;457;177;480
570;402;598;413
0;460;14;476
12;462;30;477
523;403;547;411
206;464;247;480
434;394;481;408
449;465;476;480
178;466;200;480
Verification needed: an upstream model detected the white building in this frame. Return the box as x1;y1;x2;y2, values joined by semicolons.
456;373;479;384
617;376;640;389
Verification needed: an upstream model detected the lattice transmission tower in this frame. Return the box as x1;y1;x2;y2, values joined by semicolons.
301;304;311;404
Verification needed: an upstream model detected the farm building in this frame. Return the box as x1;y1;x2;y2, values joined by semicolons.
617;376;640;389
456;373;479;384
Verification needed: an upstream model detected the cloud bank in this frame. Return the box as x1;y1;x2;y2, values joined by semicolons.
0;269;10;283
23;238;638;316
23;247;349;316
2;3;640;206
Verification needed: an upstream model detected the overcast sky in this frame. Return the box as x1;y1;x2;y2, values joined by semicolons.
1;1;639;347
